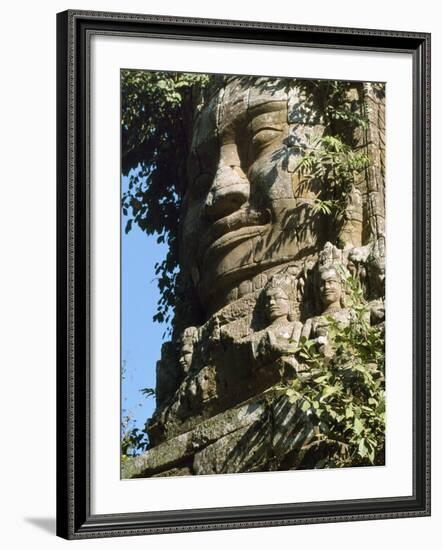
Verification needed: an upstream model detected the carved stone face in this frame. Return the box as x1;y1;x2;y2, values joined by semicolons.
178;327;198;373
182;78;324;314
368;251;385;299
319;268;342;310
265;287;290;322
178;347;193;373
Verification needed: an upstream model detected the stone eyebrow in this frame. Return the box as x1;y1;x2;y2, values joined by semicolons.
251;124;283;133
247;103;287;134
248;99;287;117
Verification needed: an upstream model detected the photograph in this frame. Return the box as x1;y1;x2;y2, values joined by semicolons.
120;72;387;478
56;9;430;538
1;0;439;548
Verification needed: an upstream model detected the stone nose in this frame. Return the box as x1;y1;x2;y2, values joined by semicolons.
204;144;250;222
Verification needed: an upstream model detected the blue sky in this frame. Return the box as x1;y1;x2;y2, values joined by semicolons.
121;175;170;439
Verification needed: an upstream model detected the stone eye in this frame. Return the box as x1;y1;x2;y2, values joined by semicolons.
252;128;282;152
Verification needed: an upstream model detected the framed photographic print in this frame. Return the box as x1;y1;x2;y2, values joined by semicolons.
56;10;431;539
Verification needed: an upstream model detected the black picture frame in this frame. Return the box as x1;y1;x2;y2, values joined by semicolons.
56;9;431;539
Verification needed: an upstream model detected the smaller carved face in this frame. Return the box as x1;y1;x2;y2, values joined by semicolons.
179;346;193;373
319;269;342;308
179;327;198;373
265;287;290;321
368;258;385;298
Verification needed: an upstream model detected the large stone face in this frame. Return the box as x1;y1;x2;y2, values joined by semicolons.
123;76;386;478
182;78;328;316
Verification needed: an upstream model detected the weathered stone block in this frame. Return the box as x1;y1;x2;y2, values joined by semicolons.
151;467;192;477
193;420;271;475
123;399;267;478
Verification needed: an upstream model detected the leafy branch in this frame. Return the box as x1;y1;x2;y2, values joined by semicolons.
294;135;371;223
290;80;371;230
121;364;156;460
121;70;212;330
284;274;385;468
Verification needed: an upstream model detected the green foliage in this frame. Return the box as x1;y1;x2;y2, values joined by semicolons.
295;135;371;220
121;358;155;460
293;81;371;227
122;70;210;176
140;387;156;398
284;273;385;468
121;70;211;328
121;418;149;461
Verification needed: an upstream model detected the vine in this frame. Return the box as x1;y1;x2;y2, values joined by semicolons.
293;81;372;230
283;273;385;468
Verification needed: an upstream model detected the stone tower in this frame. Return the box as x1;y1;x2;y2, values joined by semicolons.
123;76;385;478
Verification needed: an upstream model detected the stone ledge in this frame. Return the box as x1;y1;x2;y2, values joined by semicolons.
122;396;269;479
122;387;318;479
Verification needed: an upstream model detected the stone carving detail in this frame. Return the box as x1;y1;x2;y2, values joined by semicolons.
178;326;198;375
125;76;386;478
182;77;328;317
253;273;303;376
300;243;356;358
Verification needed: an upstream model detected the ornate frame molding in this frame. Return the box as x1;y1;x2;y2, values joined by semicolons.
56;10;430;539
